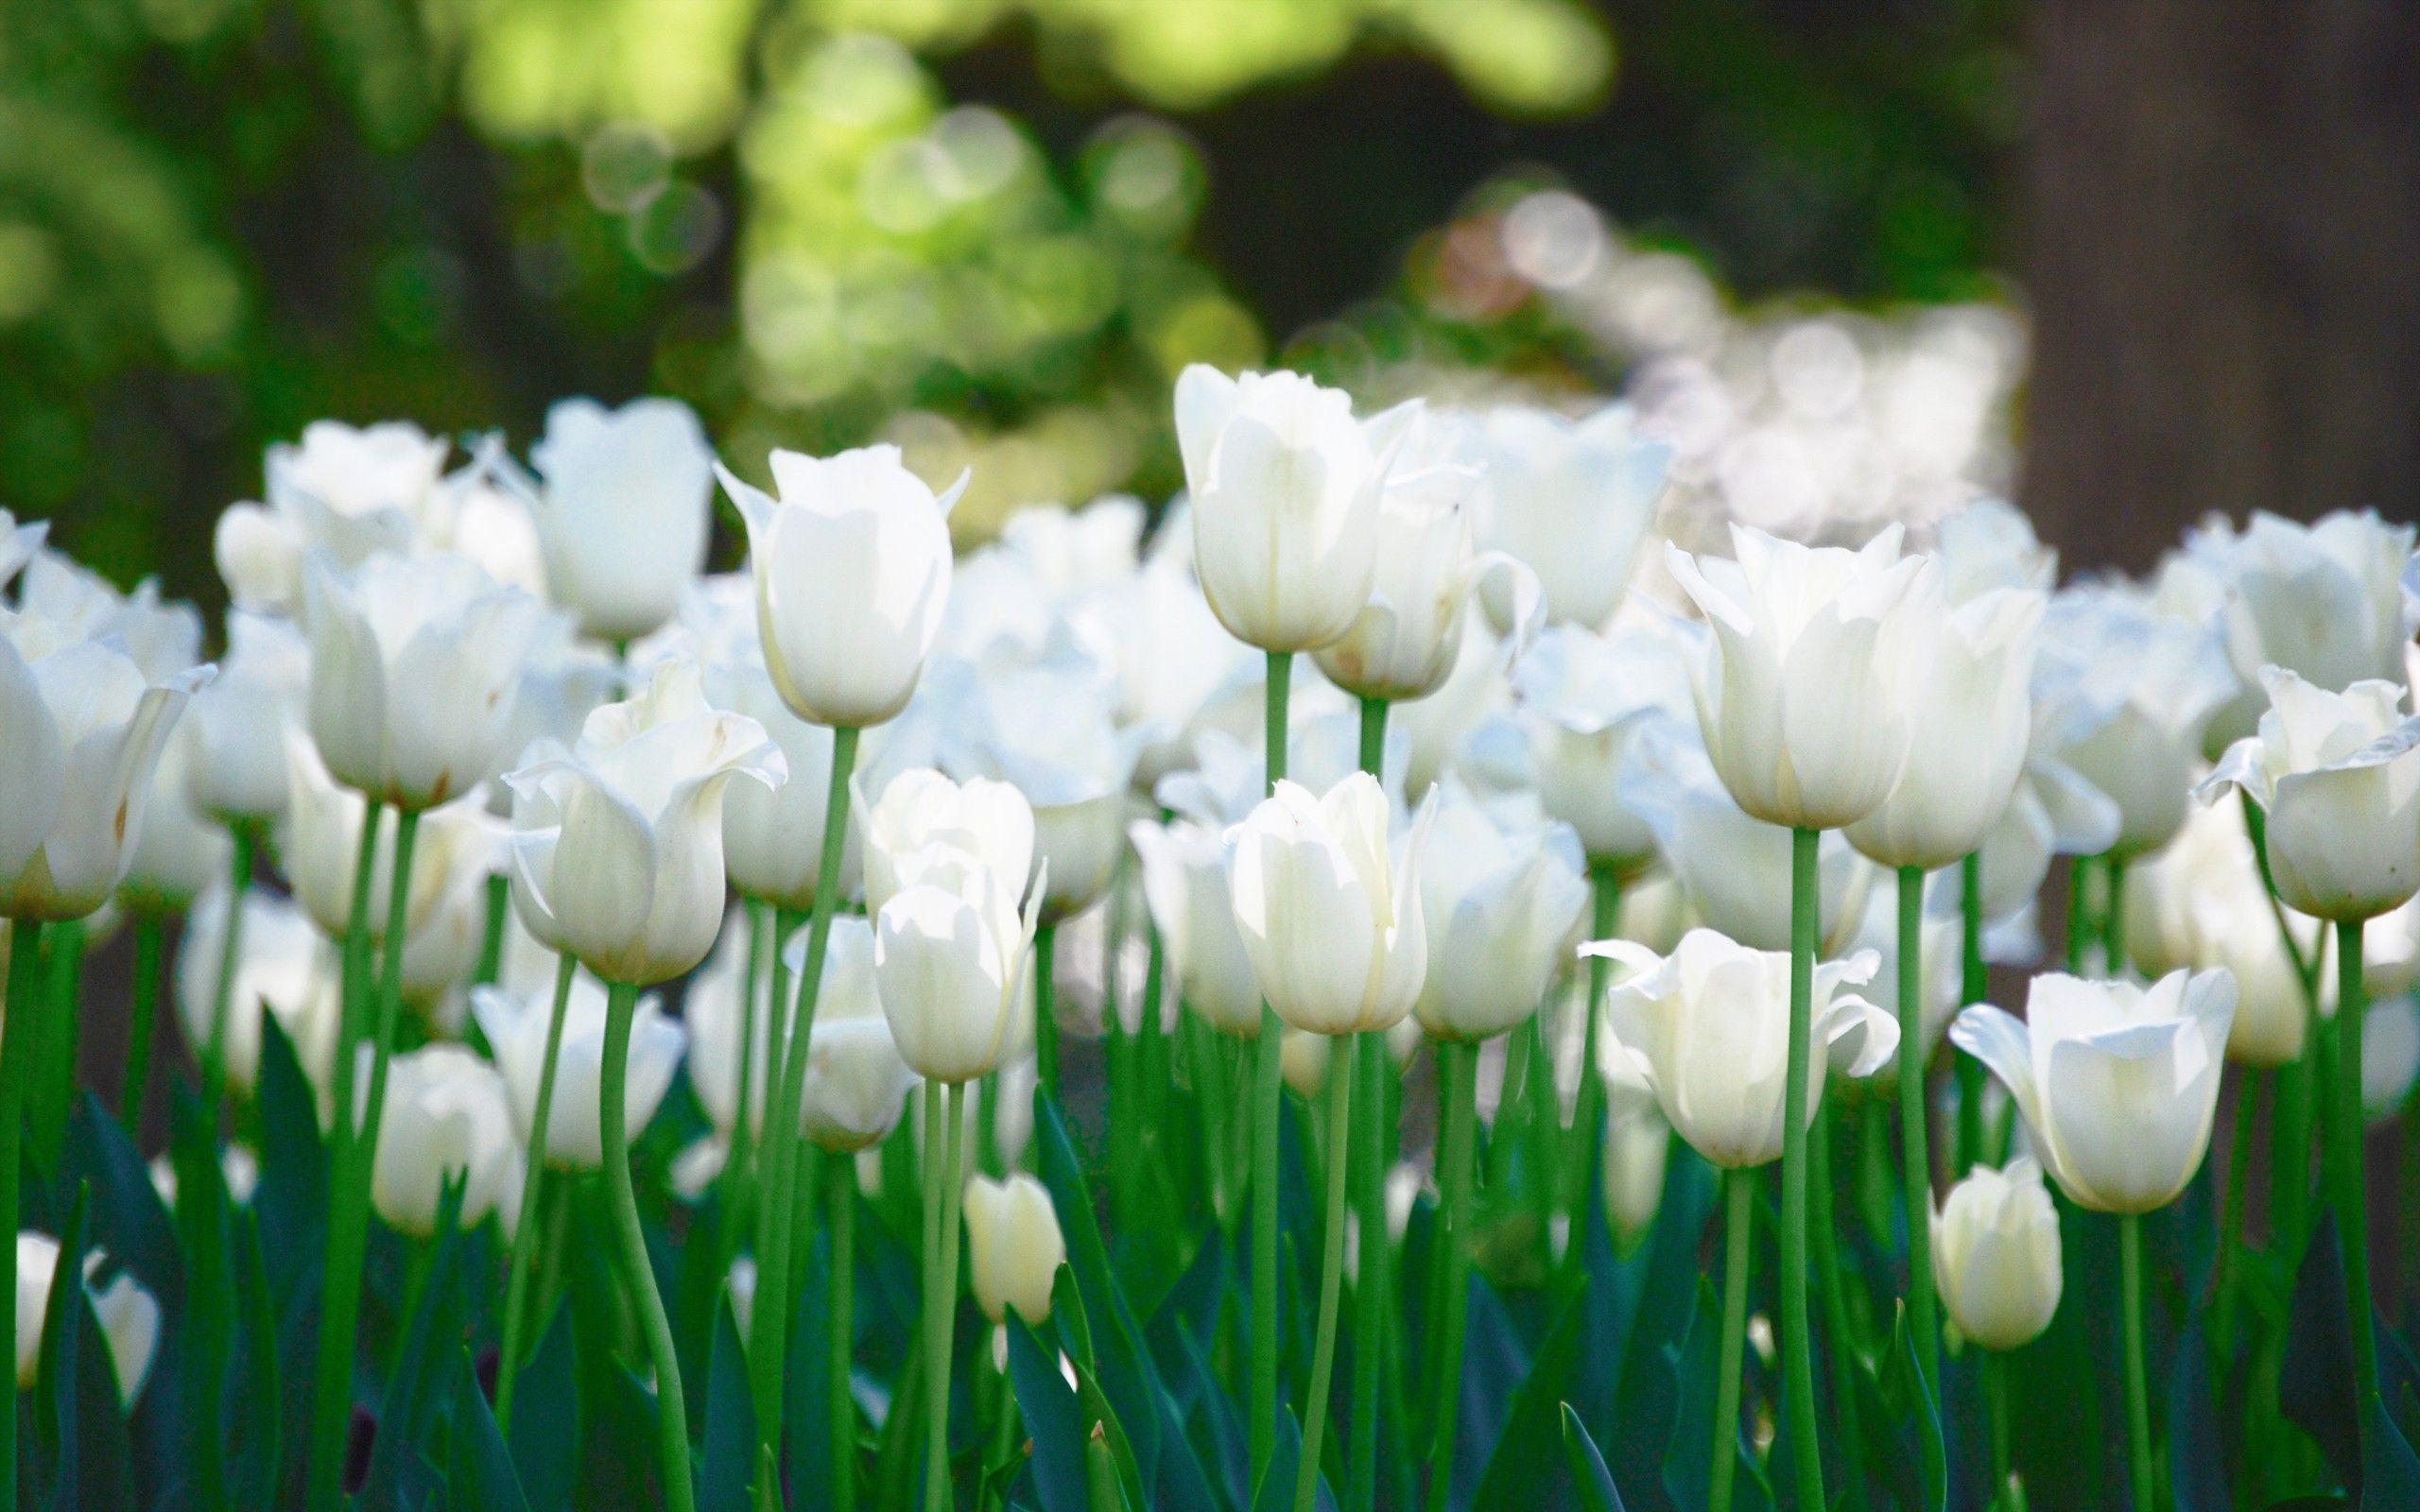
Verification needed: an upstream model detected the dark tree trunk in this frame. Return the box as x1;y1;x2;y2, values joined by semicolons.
2022;0;2420;572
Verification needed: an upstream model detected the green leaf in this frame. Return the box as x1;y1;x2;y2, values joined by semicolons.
360;1181;468;1507
1561;1403;1630;1512
447;1346;531;1512
1472;1282;1589;1512
32;1183;91;1511
699;1297;755;1512
509;1301;577;1512
61;1095;182;1321
254;1007;329;1309
1657;1279;1770;1512
2282;1212;2358;1487
1010;1314;1088;1512
232;1206;285;1508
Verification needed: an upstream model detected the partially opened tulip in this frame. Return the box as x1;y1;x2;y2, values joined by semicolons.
216;421;449;610
369;1044;519;1237
1175;365;1410;653
1470;402;1669;630
1410;782;1588;1043
473;973;683;1169
1229;772;1432;1037
785;917;919;1152
14;1235;159;1402
1510;620;1697;874
300;551;540;811
184;611;307;824
529;397;715;642
861;767;1035;918
2125;799;2308;1067
962;1173;1064;1327
1931;1158;2062;1351
1129;815;1264;1038
720;444;961;729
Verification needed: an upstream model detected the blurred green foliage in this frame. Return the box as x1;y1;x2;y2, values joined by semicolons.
0;0;2014;607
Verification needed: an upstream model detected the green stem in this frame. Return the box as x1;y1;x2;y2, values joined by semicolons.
2273;1042;2317;1262
2333;919;2379;1432
831;1146;858;1512
927;1082;967;1509
120;915;164;1137
1033;923;1060;1102
1347;1031;1385;1512
604;979;696;1512
2102;855;2128;976
752;724;861;1471
1568;863;1621;1268
2118;1212;2155;1512
1957;851;1985;1174
1;918;48;1512
722;901;769;1251
1809;1108;1868;1509
1251;649;1290;1487
1781;827;1824;1512
2065;853;2095;974
1427;1040;1478;1512
495;952;578;1433
1295;1039;1354;1512
2212;1071;2258;1358
202;823;256;1120
987;1362;1019;1510
1983;1351;2012;1503
474;868;510;987
1711;1167;1754;1512
1897;865;1942;1396
305;802;414;1512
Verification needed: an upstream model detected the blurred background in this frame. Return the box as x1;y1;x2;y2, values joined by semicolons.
5;0;2414;607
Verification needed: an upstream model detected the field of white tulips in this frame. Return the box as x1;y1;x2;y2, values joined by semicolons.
3;372;2416;1512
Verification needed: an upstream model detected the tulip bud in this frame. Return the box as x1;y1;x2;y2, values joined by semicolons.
873;820;1046;1085
1175;366;1410;654
1280;1027;1334;1101
1930;1158;2062;1351
505;662;786;987
1470;402;1669;631
214;503;304;611
1230;773;1432;1037
530;398;715;642
1583;928;1895;1169
720;445;962;729
14;1234;159;1402
300;551;542;811
1950;969;2236;1214
369;1045;519;1237
1410;782;1588;1042
962;1173;1064;1327
1665;524;1943;832
472;974;683;1170
2201;669;2420;923
861;769;1035;919
1130;816;1266;1039
783;917;920;1151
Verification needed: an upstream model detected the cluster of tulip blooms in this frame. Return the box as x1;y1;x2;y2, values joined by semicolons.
3;369;2418;1512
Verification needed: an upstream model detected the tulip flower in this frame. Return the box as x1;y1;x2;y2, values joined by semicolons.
1466;401;1669;630
873;835;1046;1087
1409;782;1588;1042
529;397;715;642
1070;541;1255;787
1506;619;1697;873
174;885;343;1104
1175;365;1411;653
1931;1157;2063;1351
785;917;920;1152
183;611;307;824
2125;800;2309;1067
215;421;450;610
472;973;683;1169
1228;773;1432;1037
300;551;542;811
720;444;961;730
503;661;785;988
1129;816;1267;1039
1933;497;2057;603
1600;1072;1670;1247
368;1044;520;1237
682;914;776;1160
120;724;232;916
426;438;550;599
14;1235;159;1402
861;767;1035;918
962;1173;1064;1327
280;732;498;945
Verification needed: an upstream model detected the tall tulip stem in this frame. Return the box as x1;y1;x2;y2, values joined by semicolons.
1;916;48;1512
306;802;418;1512
201;821;257;1119
1896;865;1942;1393
831;1146;858;1512
1780;827;1825;1512
1033;923;1060;1098
2118;1212;2154;1512
474;869;510;987
603;978;697;1512
1250;649;1291;1485
1426;1040;1478;1512
1296;1040;1354;1512
1569;862;1622;1270
1348;695;1387;1512
121;915;164;1136
925;1081;968;1510
752;724;862;1470
2332;918;2379;1426
1955;851;1986;1173
495;952;579;1432
1711;1166;1754;1512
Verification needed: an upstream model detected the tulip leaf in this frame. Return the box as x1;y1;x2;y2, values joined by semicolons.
1249;1404;1337;1512
1472;1281;1588;1512
1560;1403;1630;1512
509;1300;577;1512
232;1205;285;1508
31;1184;90;1510
1609;1151;1715;1490
1658;1278;1771;1512
2282;1212;2360;1487
61;1094;183;1319
254;1007;329;1307
782;1214;835;1504
2169;1305;2227;1512
1010;1313;1089;1512
359;1180;467;1507
1033;1091;1170;1485
699;1295;755;1512
448;1346;531;1512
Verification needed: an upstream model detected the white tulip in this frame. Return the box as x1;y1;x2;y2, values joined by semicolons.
2362;996;2420;1125
505;662;786;986
1410;782;1589;1042
682;913;773;1143
426;438;550;600
369;1044;519;1236
1509;619;1697;870
1229;773;1432;1036
530;398;715;641
269;421;449;558
860;768;1034;918
1471;402;1669;629
1129;816;1264;1038
2202;669;2420;923
14;1235;159;1402
721;445;962;729
2125;800;2309;1067
184;611;308;823
278;731;497;944
994;497;1147;602
784;917;920;1151
175;885;343;1103
1666;524;1942;831
1930;1157;2062;1351
1962;741;2121;934
1949;969;2237;1214
1932;498;2055;603
873;837;1045;1085
16;552;203;682
1175;365;1410;653
1847;874;1962;1077
0;610;209;919
472;973;683;1170
1064;540;1253;785
1582;928;1894;1169
301;551;541;811
120;723;232;914
1601;1074;1670;1246
1845;586;2045;869
961;1173;1064;1327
